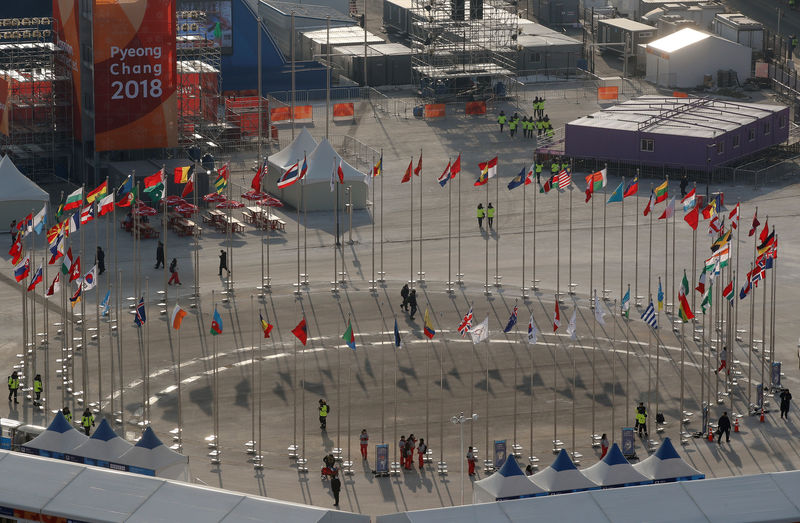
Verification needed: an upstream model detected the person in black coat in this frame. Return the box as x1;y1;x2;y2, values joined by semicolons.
407;289;418;320
330;469;341;507
680;175;689;197
155;241;165;269
780;389;792;419
717;412;731;443
96;246;105;275
218;250;229;276
400;283;410;311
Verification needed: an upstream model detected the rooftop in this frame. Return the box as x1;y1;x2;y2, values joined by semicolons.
597;18;656;32
647;27;710;53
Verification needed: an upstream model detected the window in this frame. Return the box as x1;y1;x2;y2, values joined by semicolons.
764;121;771;135
640;138;654;152
779;115;787;128
748;128;756;141
529;52;541;63
716;141;725;155
733;135;740;148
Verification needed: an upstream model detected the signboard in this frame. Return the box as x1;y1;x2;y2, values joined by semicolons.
375;444;389;474
755;61;768;79
493;439;507;469
0;76;8;137
621;427;635;458
53;0;82;137
771;362;781;389
177;0;233;54
93;0;177;151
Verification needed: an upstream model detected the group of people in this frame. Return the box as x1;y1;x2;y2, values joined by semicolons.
476;203;495;229
399;434;427;471
154;241;181;285
399;284;418;319
497;111;553;139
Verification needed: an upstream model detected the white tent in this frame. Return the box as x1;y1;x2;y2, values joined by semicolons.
21;412;88;458
473;455;546;503
633;437;704;483
0;154;49;232
267;127;318;172
68;418;134;464
581;443;652;488
116;427;189;480
530;449;599;494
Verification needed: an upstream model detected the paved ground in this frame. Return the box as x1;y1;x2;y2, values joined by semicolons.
1;87;799;518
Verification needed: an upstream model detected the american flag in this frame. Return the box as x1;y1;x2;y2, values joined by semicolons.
457;307;473;337
556;169;571;190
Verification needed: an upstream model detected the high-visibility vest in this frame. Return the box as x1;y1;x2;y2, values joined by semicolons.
535;163;543;173
636;413;646;425
551;162;559;173
320;405;329;417
498;115;507;124
536;120;544;130
561;162;569;171
34;379;42;393
81;414;94;428
7;377;18;390
64;412;72;422
477;208;485;218
487;207;495;218
509;119;517;130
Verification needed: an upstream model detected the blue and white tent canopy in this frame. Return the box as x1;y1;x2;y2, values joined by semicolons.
530;449;599;494
116;427;189;480
633;437;704;482
581;443;652;488
21;412;87;456
473;455;546;503
69;419;134;463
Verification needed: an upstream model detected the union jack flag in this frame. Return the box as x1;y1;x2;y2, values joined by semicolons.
457;307;473;337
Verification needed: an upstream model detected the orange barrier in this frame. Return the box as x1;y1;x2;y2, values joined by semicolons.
597;86;619;101
293;105;313;123
672;91;688;98
270;106;291;122
424;103;446;118
333;102;355;121
270;105;313;123
465;101;486;115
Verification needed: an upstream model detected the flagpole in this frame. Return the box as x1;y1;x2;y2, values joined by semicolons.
529;318;536;465
655;281;661;434
625;284;631;431
303;164;309;287
589;174;594;301
521;166;528;299
295;159;302;294
634;169;640;304
109;189;116;420
116;269;124;430
379;149;385;283
333;161;339;293
255;305;264;470
553;294;558;454
532;158;537;291
647;183;654;302
161;169;168;321
691;183;698;311
484;336;490;472
177;292;183;449
393;322;399;473
485;177;490;295
679;271;686;441
457;159;463;284
80;185;87;409
556;179;561;301
95;197;103;414
733;207;741;345
418;149;424;283
410;157;414;288
494;160;501;288
571;311;577;464
671;204;676;312
249;295;256;455
439;332;446;471
611;299;617;442
192;165;200;302
568;166;573;294
370;152;376;292
425;329;430;450
620;177;625;310
145;277;150;426
663;176;669;314
447;157;454;293
602;173;608;299
212;290;220;464
747;261;754;404
591;291;597;446
760;257;767;399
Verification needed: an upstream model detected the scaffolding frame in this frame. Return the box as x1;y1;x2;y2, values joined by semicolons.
0;18;72;182
409;0;518;101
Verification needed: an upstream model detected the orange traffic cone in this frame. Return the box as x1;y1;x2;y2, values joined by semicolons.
734;417;740;433
760;409;765;423
708;425;714;442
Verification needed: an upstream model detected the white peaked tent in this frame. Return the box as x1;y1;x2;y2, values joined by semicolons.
473;455;546;503
633;437;704;483
530;449;599;494
0;154;49;230
581;443;652;488
267;127;319;173
21;412;87;457
116;427;189;480
68;419;134;464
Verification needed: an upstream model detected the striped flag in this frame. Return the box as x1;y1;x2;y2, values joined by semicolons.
457;307;473;337
171;304;188;330
556;168;571;190
641;300;657;329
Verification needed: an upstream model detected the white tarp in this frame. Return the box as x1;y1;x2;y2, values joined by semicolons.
530;449;599;494
473;455;545;503
581;443;651;488
633;437;704;482
69;418;134;463
0;451;83;513
0;154;49;232
21;411;88;456
267;127;318;171
116;427;189;480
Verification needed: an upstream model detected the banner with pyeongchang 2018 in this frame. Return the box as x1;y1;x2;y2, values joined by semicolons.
93;0;177;152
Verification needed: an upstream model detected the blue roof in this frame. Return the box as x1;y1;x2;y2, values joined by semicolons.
497;454;525;477
89;419;117;442
654;437;681;460
135;427;164;450
602;443;630;466
551;449;578;472
46;412;73;434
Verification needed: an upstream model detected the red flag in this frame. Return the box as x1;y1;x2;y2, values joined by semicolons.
401;160;413;183
143;169;164;189
553;301;561;332
181;172;194;198
251;162;264;193
728;202;740;229
748;210;759;237
291;317;308;346
643;192;655;216
69;256;81;282
9;237;22;264
414;152;422;176
683;206;699;230
450;154;461;178
337;160;344;184
585;186;593;203
759;219;769;244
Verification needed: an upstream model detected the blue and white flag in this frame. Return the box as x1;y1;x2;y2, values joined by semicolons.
503;305;518;333
527;314;537;344
641;301;658;329
100;290;111;316
621;288;630;318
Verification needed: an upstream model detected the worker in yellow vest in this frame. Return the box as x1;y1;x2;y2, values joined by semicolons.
487;203;495;229
477;203;485;229
33;374;42;406
7;371;19;404
497;111;507;132
81;408;95;436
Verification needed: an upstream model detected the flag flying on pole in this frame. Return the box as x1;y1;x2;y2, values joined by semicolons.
606;181;624;204
68;255;81;282
623;177;638;198
450;154;461;178
292;317;308;345
26;265;42;291
116;175;133;198
457;307;473;337
329;163;336;193
641;300;658;329
277;162;301;189
86;180;108;204
696;268;707;295
728;202;740;229
45;273;60;298
621;288;630;318
474;157;497;186
739;277;751;300
9;237;22;265
423;309;436;339
64;187;83;211
438;161;451;188
299;155;308;180
711;230;731;252
143;169;164;189
657;278;664;311
643;191;656;216
259;312;273;338
722;279;734;306
69;285;82;308
144;169;166;203
373;154;382;178
171;304;187;330
342;320;356;350
679;272;695;321
101;290;111;316
684;206;699;230
33;204;47;235
55;194;65;220
394;318;401;348
567;309;577;340
470;316;489;344
556;168;572;190
704;246;730;272
214;164;229;194
759;219;769;242
134;297;146;326
527;314;537;344
707;215;722;236
401;160;413;183
61;247;73;275
46;220;67;244
748;210;760;237
507;167;530;190
681;188;696;212
117;186;137;208
702;199;717;219
700;282;712;314
538;175;553;194
174;165;193;184
503;305;518;333
80;204;95;225
252;159;266;192
181;171;195;198
81;265;97;291
586;168;607;192
18;213;32;236
594;291;606;325
337;160;345;184
98;194;114;216
210;307;223;335
553;301;561;331
654;180;668;204
414;152;422;176
13;256;30;282
757;228;775;256
657;197;675;220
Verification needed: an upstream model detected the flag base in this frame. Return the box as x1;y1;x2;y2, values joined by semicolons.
568;283;578;295
377;271;386;282
531;279;540;291
456;273;464;284
494;275;502;287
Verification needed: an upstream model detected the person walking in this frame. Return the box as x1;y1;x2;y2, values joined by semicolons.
467;446;476;476
154;241;165;269
680;175;688;197
318;399;329;430
400;283;410;312
7;371;19;404
780;389;792;419
218;250;229;276
635;402;648;437
600;433;609;458
509;113;518;138
330;468;342;507
81;408;95;436
405;434;416;469
168;258;181;285
417;437;427;470
62;406;72;423
477;203;485;229
487;203;495;229
360;429;369;460
398;435;406;465
9;220;16;246
497;110;507;132
715;346;728;375
96;246;105;275
33;374;43;406
407;289;418;320
717;412;731;443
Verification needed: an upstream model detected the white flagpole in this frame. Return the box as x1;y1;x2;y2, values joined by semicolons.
532;159;538;291
647;183;654;302
634;170;640;303
418;149;424;283
611;299;617;442
485;179;490;295
410;157;414;288
447;158;454;293
521;166;528;298
457;159;463;284
379;149;385;282
370;153;376;291
589;174;594;301
602;175;607;298
494;163;501;288
568;165;573;293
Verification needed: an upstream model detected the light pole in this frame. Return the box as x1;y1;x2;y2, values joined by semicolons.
451;411;478;505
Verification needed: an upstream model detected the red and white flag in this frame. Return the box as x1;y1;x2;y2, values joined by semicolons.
748;210;759;237
643;191;656;217
658;197;675;220
98;194;114;216
46;273;61;298
553;301;561;332
450;154;461;178
728;202;740;229
457;307;473;337
337;159;345;184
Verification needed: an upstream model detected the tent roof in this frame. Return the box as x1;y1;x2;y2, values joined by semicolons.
116;427;188;472
0;452;84;513
581;444;651;487
22;412;88;453
530;449;599;493
69;419;134;462
497;454;525;477
0;154;49;202
473;456;546;502
302;139;367;183
268;127;318;170
633;438;704;481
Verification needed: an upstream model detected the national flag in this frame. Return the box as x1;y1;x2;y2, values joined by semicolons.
450;154;461;178
696;268;707;295
144;170;166;203
641;301;657;329
709;257;721;281
60;247;73;275
657;197;675;220
86;180;108;204
585;168;607;192
69;285;82;308
46;220;67;245
423;309;436;339
81;265;97;291
373;154;382;178
414;152;422;176
250;159;265;193
702;200;716;220
681;188;696;212
260;312;273;338
13;256;30;282
507;166;529;191
18;213;32;236
26;265;43;291
739;277;751;300
567;309;577;340
503;305;518;333
623;177;638;198
174;165;193;184
181;171;195;198
68;255;81;282
32;204;47;235
722;280;734;306
277;162;301;189
144;169;165;189
117;186;137;208
684;206;699;230
64;187;83;211
330;164;336;192
342;320;356;350
527;314;538;344
457;307;473;337
700;282;712;314
401;160;413;183
394;318;401;348
116;175;133;198
291;317;308;345
218;162;230;181
9;236;22;264
553;301;561;332
134;297;146;326
555;168;572;190
470;316;489;344
657;278;664;311
300;155;308;179
210;307;223;335
98;194;115;216
711;230;731;253
748;210;759;237
101;290;111;316
214;164;229;194
54;194;64;221
707;215;722;236
643;191;656;216
538;175;552;194
757;228;775;256
594;291;606;325
68;213;81;235
654;180;668;204
728;203;740;229
759;219;770;243
679;272;695;321
438;161;451;188
704;246;730;272
475;157;497;186
621;288;630;318
80;204;96;225
606;181;624;204
45;273;60;298
171;304;188;330
337;160;345;184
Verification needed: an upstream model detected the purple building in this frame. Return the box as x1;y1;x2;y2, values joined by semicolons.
565;96;789;170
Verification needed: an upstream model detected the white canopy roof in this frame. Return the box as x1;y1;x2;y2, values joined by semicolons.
268;127;318;170
68;419;134;463
116;427;189;480
530;449;599;494
0;154;49;202
303;138;367;183
473;455;545;503
581;443;651;488
633;437;704;482
21;412;88;455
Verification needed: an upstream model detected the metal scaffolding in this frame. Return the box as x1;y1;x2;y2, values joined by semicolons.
0;17;72;182
409;0;518;101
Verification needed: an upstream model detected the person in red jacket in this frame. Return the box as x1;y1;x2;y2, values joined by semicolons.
359;429;369;460
417;438;427;470
405;434;416;469
467;446;476;476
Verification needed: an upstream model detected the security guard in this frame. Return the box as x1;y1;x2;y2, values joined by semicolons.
487;203;495;229
477;203;485;229
318;399;329;430
33;374;42;405
525;117;533;139
521;116;528;138
532;96;540;115
561;158;570;173
550;157;560;177
535;160;544;183
545;116;554;138
497;110;507;132
7;371;18;404
536;117;544;137
538;96;546;118
81;408;95;436
62;406;72;423
509;114;518;137
635;402;648;437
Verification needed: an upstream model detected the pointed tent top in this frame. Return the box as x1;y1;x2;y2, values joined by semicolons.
89;419;118;442
654;437;681;460
497;454;525;477
602;443;630;466
47;412;73;434
551;448;578;471
0;154;49;202
135;427;164;450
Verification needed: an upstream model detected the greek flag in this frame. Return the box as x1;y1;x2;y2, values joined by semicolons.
641;301;658;329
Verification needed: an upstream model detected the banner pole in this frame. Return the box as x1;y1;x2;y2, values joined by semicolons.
553;294;558;453
485;180;489;295
117;270;124;430
634;169;640;303
532;157;537;291
457;160;463;284
379;149;385;282
370;152;376;291
447;157;453;292
647;183;654;303
418;149;424;283
484;337;490;471
589;175;594;301
611;299;617;442
591;291;597;445
521;164;528;298
410;157;414;288
620;177;625;309
568;167;573;293
494;161;500;287
602;176;607;298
